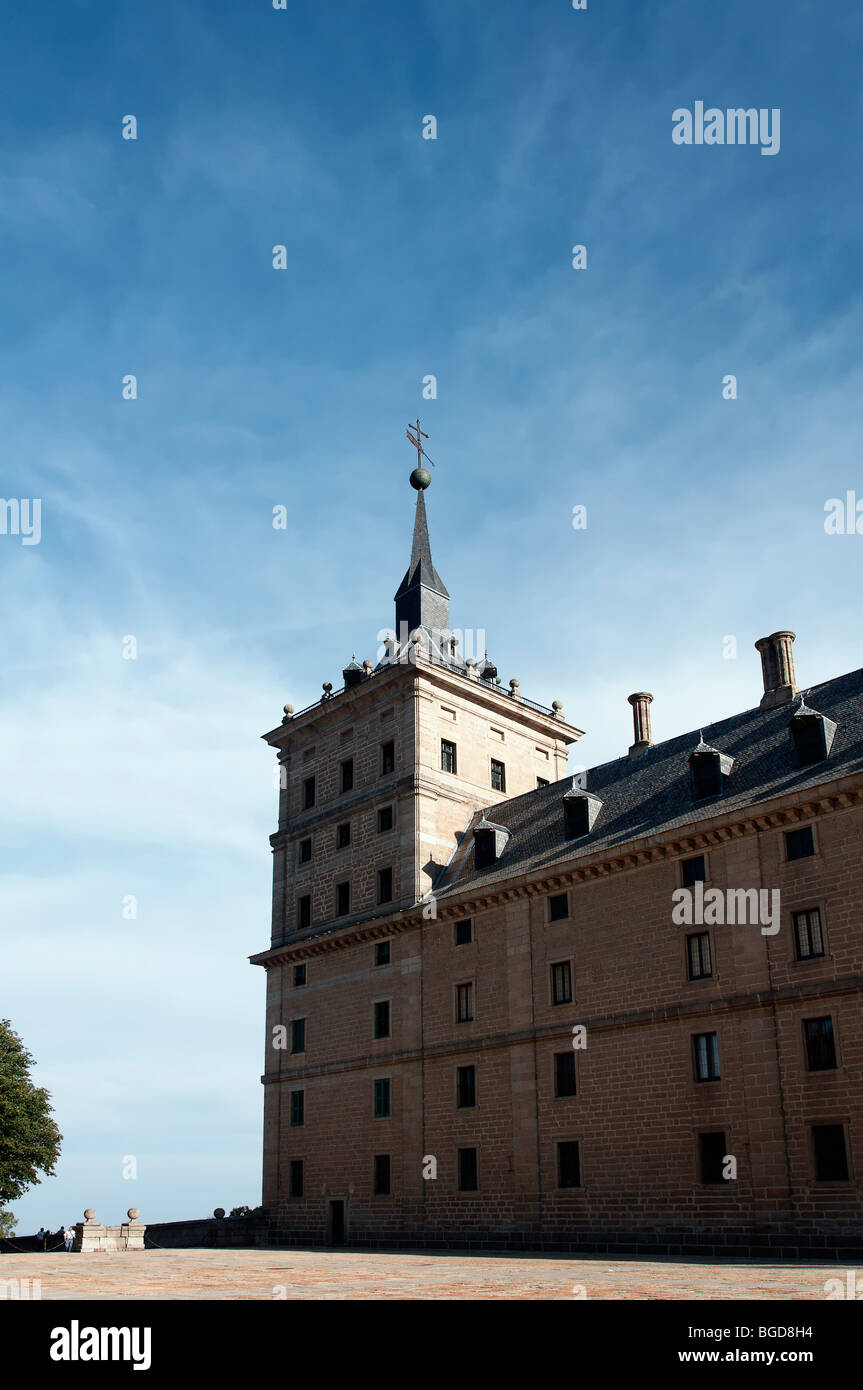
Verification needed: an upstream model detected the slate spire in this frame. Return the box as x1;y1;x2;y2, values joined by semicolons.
394;475;449;639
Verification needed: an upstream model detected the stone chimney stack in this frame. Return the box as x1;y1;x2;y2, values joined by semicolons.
628;692;654;757
754;631;798;709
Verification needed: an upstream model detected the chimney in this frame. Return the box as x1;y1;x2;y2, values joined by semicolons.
628;692;654;756
755;631;797;708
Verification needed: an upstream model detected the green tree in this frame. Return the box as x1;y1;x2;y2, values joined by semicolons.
0;1020;62;1207
0;1209;16;1238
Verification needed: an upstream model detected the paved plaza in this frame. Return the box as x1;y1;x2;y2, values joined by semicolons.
0;1248;849;1300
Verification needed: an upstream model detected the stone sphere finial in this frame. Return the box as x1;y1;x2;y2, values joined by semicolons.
213;1208;225;1220
83;1208;96;1221
363;658;373;671
410;467;431;490
552;699;564;712
127;1208;140;1221
283;703;294;717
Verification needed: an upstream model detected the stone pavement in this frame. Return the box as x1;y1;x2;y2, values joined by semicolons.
0;1248;850;1299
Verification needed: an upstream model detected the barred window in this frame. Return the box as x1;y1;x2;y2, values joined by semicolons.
551;960;572;1006
693;1031;720;1082
456;982;474;1023
687;932;712;980
794;908;824;960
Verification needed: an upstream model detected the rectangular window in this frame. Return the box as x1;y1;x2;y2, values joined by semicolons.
794;908;824;960
373;1077;391;1118
555;1051;577;1098
337;822;351;849
290;1089;304;1127
491;758;506;793
687;932;712;981
474;828;496;869
291;1018;306;1054
691;755;722;800
441;739;457;775
302;776;316;810
377;805;394;833
557;1141;581;1189
374;1000;391;1039
681;854;706;888
373;1154;391;1196
456;982;474;1023
813;1124;849;1182
699;1131;727;1185
564;798;590;839
693;1031;720;1082
785;825;815;861
804;1017;837;1071
336;881;350;916
457;1065;476;1108
548;892;569;922
293;964;307;988
289;1160;303;1198
551;960;573;1005
458;1147;478;1192
537;777;549;788
297;896;311;930
792;717;827;767
340;758;354;793
380;740;395;775
299;838;312;864
455;919;473;946
377;867;393;904
374;941;391;967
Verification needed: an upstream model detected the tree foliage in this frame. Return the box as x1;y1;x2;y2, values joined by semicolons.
0;1019;62;1205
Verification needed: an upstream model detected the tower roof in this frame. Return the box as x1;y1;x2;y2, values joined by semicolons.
393;480;450;644
394;489;449;605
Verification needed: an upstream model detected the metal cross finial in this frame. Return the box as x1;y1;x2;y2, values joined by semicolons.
406;418;435;468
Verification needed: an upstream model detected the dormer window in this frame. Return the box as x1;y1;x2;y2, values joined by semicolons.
563;783;603;839
690;752;721;800
788;701;836;768
342;657;364;689
473;816;510;870
474;828;496;869
688;735;734;802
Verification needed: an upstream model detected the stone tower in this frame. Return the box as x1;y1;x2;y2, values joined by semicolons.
260;471;583;942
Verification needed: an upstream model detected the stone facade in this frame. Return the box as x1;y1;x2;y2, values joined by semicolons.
251;488;863;1256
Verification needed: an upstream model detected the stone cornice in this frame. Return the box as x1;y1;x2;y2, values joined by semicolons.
249;772;863;969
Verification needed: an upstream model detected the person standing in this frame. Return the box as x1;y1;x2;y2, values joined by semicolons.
64;1226;74;1252
37;1226;47;1250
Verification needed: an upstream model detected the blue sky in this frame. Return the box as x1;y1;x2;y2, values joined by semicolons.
3;0;863;1229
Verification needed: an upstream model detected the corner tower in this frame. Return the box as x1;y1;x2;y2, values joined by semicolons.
258;450;584;949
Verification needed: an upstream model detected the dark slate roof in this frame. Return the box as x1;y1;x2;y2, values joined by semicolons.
394;490;448;601
434;667;863;896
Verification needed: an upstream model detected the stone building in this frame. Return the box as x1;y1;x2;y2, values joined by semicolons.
251;471;863;1257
